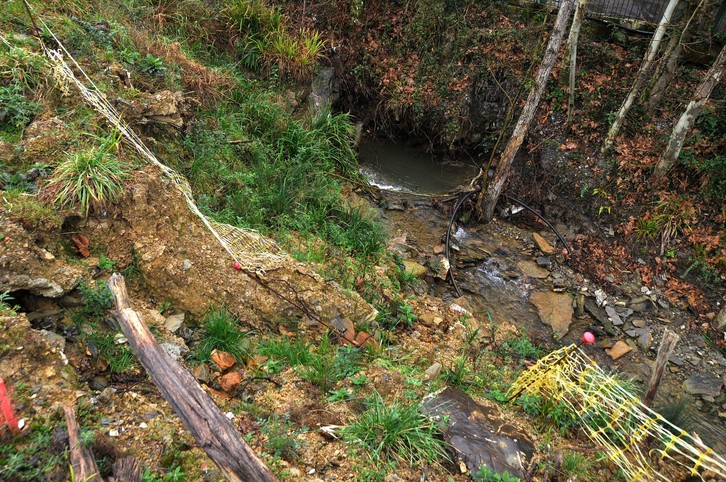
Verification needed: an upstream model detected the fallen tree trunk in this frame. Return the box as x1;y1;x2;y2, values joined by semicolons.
107;273;278;482
63;406;103;482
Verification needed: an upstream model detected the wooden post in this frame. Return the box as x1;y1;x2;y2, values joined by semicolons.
643;328;680;406
63;406;103;482
107;273;278;482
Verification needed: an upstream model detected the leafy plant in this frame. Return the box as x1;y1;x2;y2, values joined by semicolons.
194;306;250;363
474;466;520;482
260;413;307;461
0;291;19;316
46;134;128;216
97;255;116;270
341;391;449;465
78;280;114;320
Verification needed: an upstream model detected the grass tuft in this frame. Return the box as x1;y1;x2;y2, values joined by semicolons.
341;391;449;465
194;306;250;363
45;134;128;217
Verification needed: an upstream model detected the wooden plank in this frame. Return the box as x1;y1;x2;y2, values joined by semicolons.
108;273;278;482
63;406;102;482
643;328;679;407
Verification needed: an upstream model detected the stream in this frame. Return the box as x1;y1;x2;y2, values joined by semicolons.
359;139;726;458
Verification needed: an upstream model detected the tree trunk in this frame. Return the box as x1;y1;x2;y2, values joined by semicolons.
602;0;680;153
655;44;725;177
566;0;590;128
647;0;708;112
479;0;576;221
107;273;278;482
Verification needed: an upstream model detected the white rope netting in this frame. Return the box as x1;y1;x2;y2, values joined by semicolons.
508;344;726;481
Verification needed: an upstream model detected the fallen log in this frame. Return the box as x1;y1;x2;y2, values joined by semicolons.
63;406;102;482
107;273;278;482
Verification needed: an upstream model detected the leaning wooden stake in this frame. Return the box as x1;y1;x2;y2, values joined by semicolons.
63;406;103;482
107;273;278;482
643;328;679;407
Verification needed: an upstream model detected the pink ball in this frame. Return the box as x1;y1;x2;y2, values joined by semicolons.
582;332;595;344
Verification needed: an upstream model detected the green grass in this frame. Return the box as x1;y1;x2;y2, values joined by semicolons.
183;90;385;266
194;306;250;363
341;391;449;465
258;335;363;393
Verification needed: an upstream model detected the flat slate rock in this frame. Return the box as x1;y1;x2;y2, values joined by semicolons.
530;291;573;338
422;387;534;478
683;374;723;397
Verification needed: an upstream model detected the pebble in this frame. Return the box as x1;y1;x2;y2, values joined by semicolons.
182;259;193;271
226;412;234;420
424;362;442;381
109;429;119;437
139;422;148;429
536;256;551;268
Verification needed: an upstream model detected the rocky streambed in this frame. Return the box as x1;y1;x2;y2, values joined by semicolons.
375;187;726;456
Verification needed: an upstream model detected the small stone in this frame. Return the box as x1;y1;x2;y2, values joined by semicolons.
632;319;646;328
97;387;116;404
139;422;148;429
331;316;355;336
536;256;551;268
433;244;445;255
289;468;303;477
90;376;108;391
606;341;632;360
605;306;624;326
428;255;450;280
419;313;435;325
164;313;185;333
193;364;211;384
424;362;442;381
220;371;243;392
40;330;66;352
142;411;160;421
226;412;234;420
630;297;657;313
211;349;237;371
182;259;193;271
403;260;427;279
109;429;119;437
532;233;555;255
160;341;188;361
614;307;633;319
594;289;607;307
687;355;701;366
517;260;549;279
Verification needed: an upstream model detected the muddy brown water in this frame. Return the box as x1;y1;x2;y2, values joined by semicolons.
358;138;479;194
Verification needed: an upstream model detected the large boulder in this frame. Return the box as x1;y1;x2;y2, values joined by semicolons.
422;387;534;478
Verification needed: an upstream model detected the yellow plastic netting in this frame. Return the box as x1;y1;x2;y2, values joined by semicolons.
508;344;726;481
35;12;285;271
